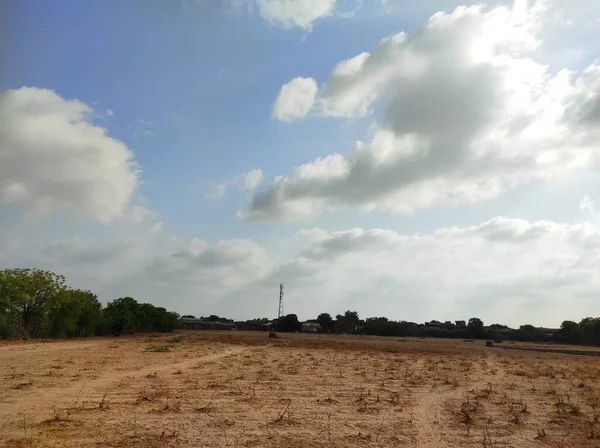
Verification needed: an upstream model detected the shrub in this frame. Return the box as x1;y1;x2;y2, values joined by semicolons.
144;344;174;352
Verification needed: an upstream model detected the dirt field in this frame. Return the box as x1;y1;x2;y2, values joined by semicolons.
1;332;599;448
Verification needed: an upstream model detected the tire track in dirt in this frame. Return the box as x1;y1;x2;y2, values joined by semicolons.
412;351;507;447
0;346;250;425
413;386;455;448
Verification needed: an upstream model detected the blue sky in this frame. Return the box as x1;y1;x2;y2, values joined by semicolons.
2;0;600;327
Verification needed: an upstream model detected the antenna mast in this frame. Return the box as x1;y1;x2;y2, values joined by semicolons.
278;283;284;319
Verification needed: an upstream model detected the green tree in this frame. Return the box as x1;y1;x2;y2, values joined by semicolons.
467;317;484;338
579;317;600;346
344;310;360;332
153;307;179;332
554;320;583;345
0;269;66;338
362;317;409;337
47;289;104;338
316;313;334;332
276;314;301;332
103;297;140;336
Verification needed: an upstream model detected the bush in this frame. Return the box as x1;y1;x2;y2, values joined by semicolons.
144;344;174;352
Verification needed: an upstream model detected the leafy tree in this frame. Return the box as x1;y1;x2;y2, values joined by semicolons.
48;289;104;338
153;307;179;332
344;310;360;332
442;321;455;330
0;269;66;338
103;297;140;336
0;268;180;340
515;324;545;341
579;317;600;346
333;310;361;333
316;313;334;332
276;314;301;332
467;317;484;338
554;320;583;345
361;317;411;337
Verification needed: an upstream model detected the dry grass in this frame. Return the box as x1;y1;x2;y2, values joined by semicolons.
0;331;599;447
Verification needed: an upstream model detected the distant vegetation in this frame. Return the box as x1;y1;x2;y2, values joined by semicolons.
0;268;179;339
236;312;600;347
3;268;599;347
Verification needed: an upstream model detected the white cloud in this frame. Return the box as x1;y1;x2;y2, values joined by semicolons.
272;77;318;121
207;183;229;200
208;168;264;199
150;222;164;234
119;205;156;224
256;0;336;30
245;1;600;221
3;214;600;326
146;238;270;291
580;196;598;214
271;217;600;326
239;168;264;190
0;87;139;223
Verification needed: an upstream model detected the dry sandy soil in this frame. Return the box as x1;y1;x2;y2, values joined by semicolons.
1;331;599;448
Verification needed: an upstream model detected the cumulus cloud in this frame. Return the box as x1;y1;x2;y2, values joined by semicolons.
255;0;336;30
208;168;264;199
247;1;600;221
272;77;318;121
146;238;269;290
277;217;600;325
3;215;600;326
0;87;139;223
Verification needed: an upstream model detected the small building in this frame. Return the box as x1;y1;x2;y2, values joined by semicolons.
301;322;321;333
537;327;558;338
179;317;235;331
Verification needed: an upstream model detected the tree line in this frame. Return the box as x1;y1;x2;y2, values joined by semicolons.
258;311;600;346
0;268;179;339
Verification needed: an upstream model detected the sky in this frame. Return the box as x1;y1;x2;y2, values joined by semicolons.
1;0;600;328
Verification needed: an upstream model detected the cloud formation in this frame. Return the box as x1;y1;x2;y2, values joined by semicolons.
272;77;318;121
244;2;600;221
208;168;264;199
4;216;599;327
277;216;600;325
255;0;336;30
0;87;139;223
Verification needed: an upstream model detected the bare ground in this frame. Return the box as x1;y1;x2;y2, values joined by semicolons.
1;332;599;447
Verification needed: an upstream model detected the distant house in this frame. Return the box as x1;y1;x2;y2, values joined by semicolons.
537;327;558;338
487;326;515;335
425;321;442;328
179;317;235;331
301;322;321;333
236;321;268;331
